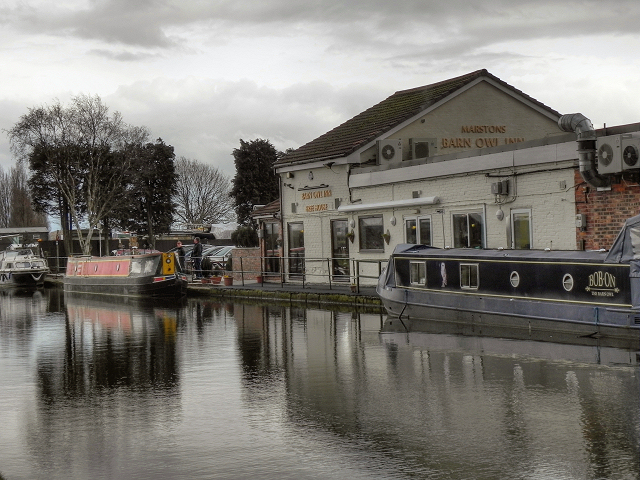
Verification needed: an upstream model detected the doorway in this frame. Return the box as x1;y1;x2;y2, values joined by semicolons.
331;219;350;282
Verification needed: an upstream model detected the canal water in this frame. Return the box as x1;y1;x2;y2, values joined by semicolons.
1;288;639;480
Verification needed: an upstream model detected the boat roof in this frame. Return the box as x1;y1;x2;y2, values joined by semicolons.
392;244;610;263
604;214;640;263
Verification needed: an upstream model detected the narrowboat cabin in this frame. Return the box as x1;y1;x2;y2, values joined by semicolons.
64;251;187;298
377;215;640;337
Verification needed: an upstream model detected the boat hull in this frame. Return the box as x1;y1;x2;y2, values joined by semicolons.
0;270;47;289
0;246;49;290
377;244;640;338
64;253;187;298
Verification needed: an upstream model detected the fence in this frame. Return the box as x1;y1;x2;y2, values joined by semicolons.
224;255;388;292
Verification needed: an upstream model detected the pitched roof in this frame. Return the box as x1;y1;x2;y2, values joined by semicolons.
250;199;280;218
275;69;561;167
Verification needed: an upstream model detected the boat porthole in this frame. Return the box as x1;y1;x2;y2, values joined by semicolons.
509;271;520;287
562;273;574;292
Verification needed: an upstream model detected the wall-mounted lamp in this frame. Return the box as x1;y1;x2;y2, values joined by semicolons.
390;216;396;226
496;209;504;221
308;171;314;180
286;172;294;179
349;219;355;228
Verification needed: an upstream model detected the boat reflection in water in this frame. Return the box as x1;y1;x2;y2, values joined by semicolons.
2;293;638;479
60;293;182;392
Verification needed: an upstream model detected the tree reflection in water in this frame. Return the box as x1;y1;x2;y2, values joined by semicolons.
0;288;637;480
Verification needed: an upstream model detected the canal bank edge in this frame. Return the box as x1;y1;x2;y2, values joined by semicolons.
45;275;383;309
188;284;383;309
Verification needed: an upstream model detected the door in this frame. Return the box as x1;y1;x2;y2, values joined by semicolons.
287;222;305;277
331;219;350;281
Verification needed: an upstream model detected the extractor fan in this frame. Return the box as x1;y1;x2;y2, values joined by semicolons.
622;138;640;170
598;143;614;167
596;135;621;174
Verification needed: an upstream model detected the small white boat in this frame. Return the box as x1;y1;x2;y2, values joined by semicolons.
0;244;49;289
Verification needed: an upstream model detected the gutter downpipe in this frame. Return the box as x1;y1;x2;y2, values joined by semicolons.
558;113;610;188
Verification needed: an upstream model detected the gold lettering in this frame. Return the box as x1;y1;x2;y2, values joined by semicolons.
305;204;329;212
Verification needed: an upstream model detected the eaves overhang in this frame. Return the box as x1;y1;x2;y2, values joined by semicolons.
338;196;440;213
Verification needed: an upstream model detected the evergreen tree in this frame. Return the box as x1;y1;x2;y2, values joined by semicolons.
229;139;279;226
113;139;177;248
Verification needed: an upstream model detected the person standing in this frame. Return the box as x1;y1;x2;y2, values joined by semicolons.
192;237;203;278
176;241;185;270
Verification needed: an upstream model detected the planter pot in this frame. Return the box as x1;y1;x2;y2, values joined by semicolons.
350;284;357;293
256;275;263;284
223;276;233;286
211;276;221;285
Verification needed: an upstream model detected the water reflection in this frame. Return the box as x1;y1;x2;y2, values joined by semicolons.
0;289;638;480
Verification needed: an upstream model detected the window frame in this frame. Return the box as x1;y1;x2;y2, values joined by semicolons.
452;211;484;248
511;208;532;249
358;215;384;252
460;263;479;289
404;215;433;245
409;261;427;285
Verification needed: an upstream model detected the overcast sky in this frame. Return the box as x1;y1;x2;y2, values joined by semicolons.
2;0;640;178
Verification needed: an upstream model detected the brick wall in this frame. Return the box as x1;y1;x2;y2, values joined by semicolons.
231;247;261;280
575;170;640;250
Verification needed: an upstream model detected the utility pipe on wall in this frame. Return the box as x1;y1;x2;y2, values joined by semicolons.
558;113;610;188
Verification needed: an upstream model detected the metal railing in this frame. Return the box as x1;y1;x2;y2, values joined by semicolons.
231;255;387;292
46;254;388;293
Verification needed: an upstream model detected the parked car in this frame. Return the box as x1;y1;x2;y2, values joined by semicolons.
201;246;235;276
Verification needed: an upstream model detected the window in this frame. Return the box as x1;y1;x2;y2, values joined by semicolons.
460;263;479;289
287;222;305;275
405;216;432;245
453;212;484;248
511;209;532;249
359;215;384;251
405;219;417;244
410;261;426;285
265;222;281;273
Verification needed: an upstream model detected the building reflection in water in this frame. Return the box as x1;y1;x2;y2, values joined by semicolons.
232;303;639;479
1;289;638;479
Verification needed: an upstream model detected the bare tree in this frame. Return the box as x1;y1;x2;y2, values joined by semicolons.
9;163;48;228
0;166;10;228
7;94;148;255
173;157;234;227
0;164;47;229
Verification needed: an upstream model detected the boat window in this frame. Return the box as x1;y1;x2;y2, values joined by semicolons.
6;263;12;268
562;273;574;292
460;263;479;289
410;261;426;285
509;271;520;287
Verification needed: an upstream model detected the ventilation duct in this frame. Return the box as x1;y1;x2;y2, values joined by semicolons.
558;113;610;188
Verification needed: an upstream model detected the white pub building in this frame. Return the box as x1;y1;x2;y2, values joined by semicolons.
268;70;640;285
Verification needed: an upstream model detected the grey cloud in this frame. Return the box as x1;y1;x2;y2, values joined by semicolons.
104;78;384;175
4;0;640;53
89;49;164;62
